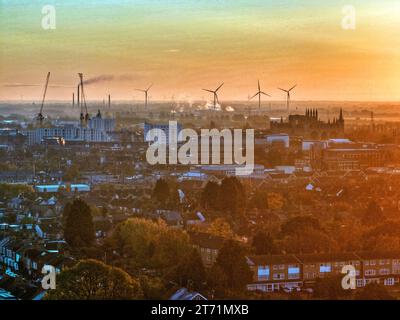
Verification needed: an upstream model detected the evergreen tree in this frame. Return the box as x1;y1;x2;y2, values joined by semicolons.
219;177;245;215
201;181;220;210
173;249;206;291
64;198;95;248
215;240;252;291
252;231;277;255
152;178;170;207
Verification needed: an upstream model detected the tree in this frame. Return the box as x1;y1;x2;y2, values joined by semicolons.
206;218;236;239
167;184;181;209
63;165;80;182
63;199;95;248
112;218;192;272
139;275;167;299
206;264;228;299
219;177;245;215
200;178;245;216
252;231;277;255
249;190;270;209
0;183;34;198
280;216;322;237
281;227;335;254
172;249;206;291
201;181;220;210
152;178;179;209
152;178;170;206
215;240;252;291
267;192;285;210
45;259;142;300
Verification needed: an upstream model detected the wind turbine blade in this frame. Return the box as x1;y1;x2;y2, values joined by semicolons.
260;91;271;97
215;82;224;92
250;92;259;100
147;84;153;91
135;89;145;92
289;84;297;91
258;80;260;92
278;88;288;93
202;89;214;93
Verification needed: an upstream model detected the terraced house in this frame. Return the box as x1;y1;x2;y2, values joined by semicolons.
246;251;400;292
0;237;73;280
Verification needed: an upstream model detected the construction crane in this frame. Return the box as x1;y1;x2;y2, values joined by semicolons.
36;72;51;125
78;73;90;125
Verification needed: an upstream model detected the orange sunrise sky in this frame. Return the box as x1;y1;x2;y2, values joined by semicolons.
0;0;399;102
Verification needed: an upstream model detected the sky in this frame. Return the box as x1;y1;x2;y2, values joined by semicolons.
0;0;399;101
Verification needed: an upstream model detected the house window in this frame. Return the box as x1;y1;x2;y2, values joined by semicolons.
393;268;400;274
273;273;285;280
379;269;390;275
288;265;300;279
365;269;376;276
319;264;331;273
258;266;270;281
385;278;395;286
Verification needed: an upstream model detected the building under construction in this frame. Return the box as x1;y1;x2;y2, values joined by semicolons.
23;110;116;145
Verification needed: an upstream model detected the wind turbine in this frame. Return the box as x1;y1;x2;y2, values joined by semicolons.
136;84;153;108
278;84;297;113
202;83;224;110
250;80;271;110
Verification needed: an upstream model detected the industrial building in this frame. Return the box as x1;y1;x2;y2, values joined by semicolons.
23;111;116;145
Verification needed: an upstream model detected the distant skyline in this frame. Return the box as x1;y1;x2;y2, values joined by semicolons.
1;0;400;102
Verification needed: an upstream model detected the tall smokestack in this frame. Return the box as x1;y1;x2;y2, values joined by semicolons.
77;85;80;107
108;94;111;109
